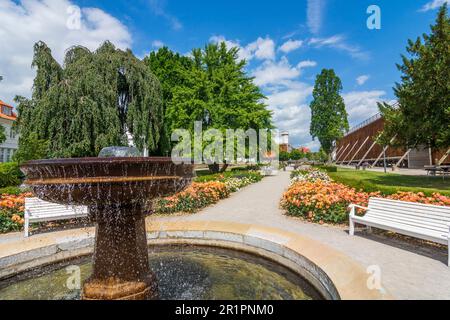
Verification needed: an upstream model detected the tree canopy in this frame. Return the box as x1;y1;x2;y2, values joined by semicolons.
144;47;193;155
309;69;349;156
378;4;450;149
145;42;273;170
15;41;163;160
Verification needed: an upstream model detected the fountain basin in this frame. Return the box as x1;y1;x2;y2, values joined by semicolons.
0;245;323;300
0;221;392;300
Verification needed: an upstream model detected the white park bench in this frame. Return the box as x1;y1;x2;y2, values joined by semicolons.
349;197;450;266
24;198;89;237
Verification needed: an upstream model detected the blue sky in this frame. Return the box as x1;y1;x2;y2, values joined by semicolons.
0;0;447;149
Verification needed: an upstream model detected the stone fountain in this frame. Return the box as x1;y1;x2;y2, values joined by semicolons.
20;156;194;300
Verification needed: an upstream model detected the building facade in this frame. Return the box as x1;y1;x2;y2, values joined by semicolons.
0;100;18;162
279;132;293;153
335;113;449;169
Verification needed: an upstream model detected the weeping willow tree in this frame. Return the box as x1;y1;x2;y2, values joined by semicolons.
14;41;163;161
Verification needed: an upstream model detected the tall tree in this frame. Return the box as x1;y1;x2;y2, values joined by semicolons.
309;69;349;159
144;47;193;156
15;41;163;159
378;4;450;150
147;42;273;172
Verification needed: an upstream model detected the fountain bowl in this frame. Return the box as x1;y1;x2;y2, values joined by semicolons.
20;157;194;207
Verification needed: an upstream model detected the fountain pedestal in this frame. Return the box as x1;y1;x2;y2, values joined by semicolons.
82;204;157;300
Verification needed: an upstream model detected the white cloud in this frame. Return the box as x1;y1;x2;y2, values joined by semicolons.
356;75;370;86
247;37;276;60
279;39;303;53
210;35;275;61
307;0;326;34
148;0;182;30
267;81;316;149
343;90;395;126
152;40;164;48
209;35;252;61
252;57;316;87
419;0;449;12
308;35;369;60
297;60;317;69
0;0;132;104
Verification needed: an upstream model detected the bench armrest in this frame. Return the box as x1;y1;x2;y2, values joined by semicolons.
348;204;368;210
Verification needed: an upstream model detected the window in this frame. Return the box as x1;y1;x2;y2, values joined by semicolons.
1;106;12;116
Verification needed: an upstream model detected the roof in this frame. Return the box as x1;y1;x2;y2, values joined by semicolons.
0;100;17;121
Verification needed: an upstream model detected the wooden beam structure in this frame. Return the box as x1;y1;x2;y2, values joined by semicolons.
357;140;378;167
370;136;397;168
338;140;359;164
438;148;450;166
335;143;350;163
345;136;370;166
394;149;412;169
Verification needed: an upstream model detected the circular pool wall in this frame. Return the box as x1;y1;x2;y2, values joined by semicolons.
0;245;323;300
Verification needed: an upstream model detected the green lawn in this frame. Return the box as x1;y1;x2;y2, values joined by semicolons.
329;168;450;196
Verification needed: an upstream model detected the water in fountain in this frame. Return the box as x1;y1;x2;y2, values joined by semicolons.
0;246;322;300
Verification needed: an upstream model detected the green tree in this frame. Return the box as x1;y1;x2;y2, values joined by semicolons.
290;149;303;161
279;151;290;162
144;47;193;156
12;132;49;164
15;41;163;159
378;4;450;149
153;42;273;172
309;69;349;160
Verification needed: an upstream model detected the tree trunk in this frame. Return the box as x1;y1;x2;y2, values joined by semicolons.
207;162;229;174
208;163;220;174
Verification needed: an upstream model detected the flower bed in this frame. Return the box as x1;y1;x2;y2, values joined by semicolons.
154;181;229;214
0;193;33;233
282;170;450;224
155;171;263;214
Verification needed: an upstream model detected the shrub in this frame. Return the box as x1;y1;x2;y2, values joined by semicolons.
290;169;331;183
196;171;262;183
281;180;378;224
230;164;264;172
0;162;23;188
154;181;229;214
281;170;450;224
0;192;32;233
0;186;27;195
156;170;263;215
313;165;337;173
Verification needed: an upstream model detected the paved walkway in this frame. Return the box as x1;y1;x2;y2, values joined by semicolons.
158;170;450;300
